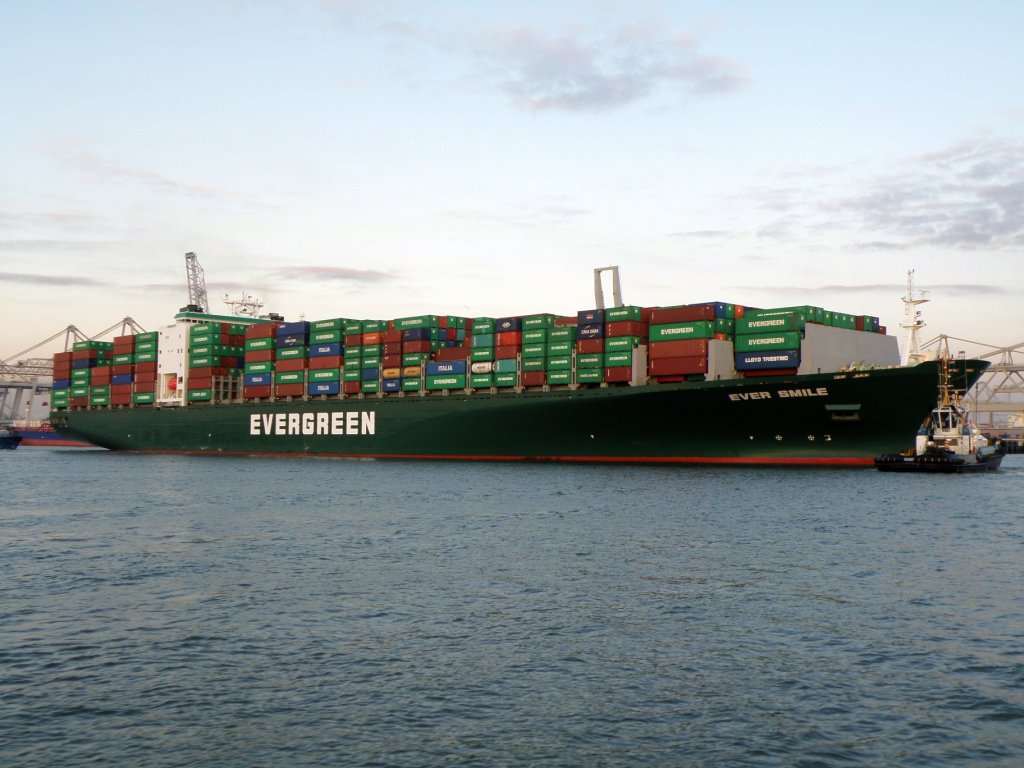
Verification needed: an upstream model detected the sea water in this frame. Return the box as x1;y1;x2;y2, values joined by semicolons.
2;448;1023;767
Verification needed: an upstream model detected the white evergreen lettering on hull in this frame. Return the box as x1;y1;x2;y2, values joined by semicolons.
249;411;376;436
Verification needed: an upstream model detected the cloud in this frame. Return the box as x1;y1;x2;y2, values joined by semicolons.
745;137;1024;252
668;229;733;238
271;265;394;282
0;271;106;287
461;23;749;112
0;239;120;252
736;282;1006;296
46;141;275;209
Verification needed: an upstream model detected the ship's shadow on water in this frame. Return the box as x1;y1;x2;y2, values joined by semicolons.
2;451;1023;767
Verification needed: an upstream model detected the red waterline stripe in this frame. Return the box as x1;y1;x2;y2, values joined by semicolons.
127;448;874;466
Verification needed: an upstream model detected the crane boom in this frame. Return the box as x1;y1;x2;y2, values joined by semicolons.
184;251;209;313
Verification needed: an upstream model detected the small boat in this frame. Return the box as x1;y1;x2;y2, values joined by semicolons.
0;425;23;450
875;358;1005;473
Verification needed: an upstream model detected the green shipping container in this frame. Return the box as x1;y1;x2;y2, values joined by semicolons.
604;336;641;352
343;369;361;381
470;373;494;388
245;361;273;374
275;371;305;384
470;348;494;362
402;378;421;391
402;352;430;366
343;320;363;334
89;395;110;406
495;372;517;387
546;356;572;371
472;318;496;333
277;347;309;360
577;353;604;369
493;358;519;374
547;370;571;385
736;313;804;334
471;333;495;349
605;305;643;322
135;331;158;343
548;327;575;341
395;315;439;330
521;358;545;372
547;341;573;356
522;344;546;359
71;369;91;383
310;330;342;344
134;351;157;363
112;353;134;365
361;381;379;393
246;338;275;351
132;392;156;404
187;389;212;402
576;368;604;384
362;320;385;333
426;374;466;390
72;340;114;352
734;331;803;352
312;318;344;332
521;314;555;330
309;369;340;382
522;329;548;344
649;321;719;342
71;386;89;397
605;351;634;367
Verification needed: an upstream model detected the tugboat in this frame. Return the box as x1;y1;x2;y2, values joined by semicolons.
0;424;23;450
875;357;1005;473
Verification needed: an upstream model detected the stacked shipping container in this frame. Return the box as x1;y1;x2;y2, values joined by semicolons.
51;300;885;410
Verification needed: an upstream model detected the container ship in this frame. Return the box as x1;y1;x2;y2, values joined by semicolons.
48;298;988;465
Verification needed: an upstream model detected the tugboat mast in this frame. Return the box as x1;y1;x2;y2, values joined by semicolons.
900;269;930;366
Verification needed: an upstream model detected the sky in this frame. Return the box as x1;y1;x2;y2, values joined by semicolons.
3;0;1023;362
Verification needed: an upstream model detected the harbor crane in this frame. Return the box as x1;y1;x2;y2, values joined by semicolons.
184;251;209;313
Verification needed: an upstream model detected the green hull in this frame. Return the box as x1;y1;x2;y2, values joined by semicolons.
50;360;988;465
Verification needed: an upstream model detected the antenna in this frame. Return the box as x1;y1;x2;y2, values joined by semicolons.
900;269;929;366
222;292;265;317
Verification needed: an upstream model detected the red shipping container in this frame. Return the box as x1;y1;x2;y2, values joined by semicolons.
402;340;430;354
309;355;343;370
112;364;134;375
189;366;231;377
604;366;632;383
382;329;402;343
434;346;469;362
113;344;135;355
382;342;402;356
495;345;520;360
379;354;401;368
71;349;98;361
276;358;309;372
91;368;112;385
245;323;279;339
554;316;577;327
521;371;546;386
188;376;213;389
496;331;522;346
344;333;362;346
70;397;89;407
742;369;797;378
362;331;382;345
110;393;132;406
343;381;362;395
576;339;604;354
53;367;72;379
735;306;746;318
111;383;132;395
243;385;272;398
648;339;710;359
648;355;708;376
447;328;456;341
134;361;157;374
134;381;156;393
246;349;275;363
54;351;73;364
606;321;648;338
114;334;136;346
651;375;686;383
275;383;305;397
649;305;716;324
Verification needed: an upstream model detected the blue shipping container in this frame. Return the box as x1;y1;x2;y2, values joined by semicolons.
426;360;468;376
53;378;71;389
577;308;605;324
734;350;801;371
382;378;402;393
244;373;272;386
495;317;522;332
308;381;341;396
309;342;342;357
403;327;434;341
576;323;605;340
277;334;306;348
277;321;310;336
112;373;134;385
360;367;380;381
